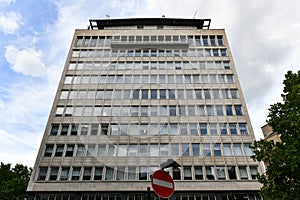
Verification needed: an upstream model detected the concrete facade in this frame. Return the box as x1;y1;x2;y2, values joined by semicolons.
28;18;262;200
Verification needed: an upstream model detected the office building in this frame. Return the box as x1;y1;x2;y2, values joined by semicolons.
28;18;262;200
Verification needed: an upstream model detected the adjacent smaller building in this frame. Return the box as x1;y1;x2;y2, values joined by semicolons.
261;124;280;143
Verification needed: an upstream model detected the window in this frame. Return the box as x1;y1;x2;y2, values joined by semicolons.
87;145;95;157
239;123;248;135
203;143;211;156
160;143;169;156
220;49;227;56
221;89;229;99
91;124;98;135
206;106;215;116
133;89;140;99
94;167;103;180
169;106;176;116
217;36;224;46
177;89;184;99
44;145;53;157
49;167;58;180
65;145;74;157
212;89;220;99
139;166;148;180
250;166;258;179
229;123;237;135
209;123;218;135
213;144;222;156
173;167;181;180
72;167;81;180
212;49;219;56
239;166;248;180
192;144;200;156
234;105;243;116
128;167;136;180
169;124;178;135
80;124;89;135
244;144;253;156
216;166;226;180
70;123;78;135
200;123;207;135
108;145;115;156
171;144;179;156
223;144;232;156
228;166;237;179
219;123;228;135
50;124;59;135
180;124;188;135
195;166;203;180
139;144;148;156
204;90;211;99
55;145;64;157
60;167;70;180
116;167;125;180
168;89;175;99
198;106;205;116
97;144;107;157
76;145;85;157
188;105;195;116
128;144;137;156
186;90;194;99
214;73;224;83
183;166;192;180
60;124;69;135
226;105;233;116
190;123;198;135
105;167;114;180
83;167;92;180
230;89;239;99
202;36;208;46
141;89;148;99
37;167;47;180
182;143;190;156
150;144;159;156
234;144;243;156
178;105;186;116
206;166;215;180
160;89;166;99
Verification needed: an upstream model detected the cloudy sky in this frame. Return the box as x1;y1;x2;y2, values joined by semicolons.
0;0;299;167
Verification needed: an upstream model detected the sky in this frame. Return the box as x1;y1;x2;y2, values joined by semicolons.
0;0;299;167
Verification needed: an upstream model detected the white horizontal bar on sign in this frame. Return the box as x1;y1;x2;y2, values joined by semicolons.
153;178;173;189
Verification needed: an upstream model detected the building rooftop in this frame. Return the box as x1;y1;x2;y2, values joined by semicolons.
89;18;211;30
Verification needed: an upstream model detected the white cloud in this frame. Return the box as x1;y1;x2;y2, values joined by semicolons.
0;11;23;34
0;0;15;4
4;45;49;77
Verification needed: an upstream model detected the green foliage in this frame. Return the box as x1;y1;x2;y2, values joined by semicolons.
0;162;32;200
251;70;300;200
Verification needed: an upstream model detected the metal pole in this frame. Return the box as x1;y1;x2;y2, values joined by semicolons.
147;186;150;200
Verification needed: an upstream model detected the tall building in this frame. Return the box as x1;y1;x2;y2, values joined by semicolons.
28;18;263;200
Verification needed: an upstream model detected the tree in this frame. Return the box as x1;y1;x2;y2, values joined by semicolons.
0;162;32;200
251;70;300;200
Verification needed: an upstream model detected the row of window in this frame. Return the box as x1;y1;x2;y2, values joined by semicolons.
44;143;253;158
33;193;262;200
37;164;257;182
75;35;224;47
60;89;238;102
68;61;231;71
50;122;248;136
72;48;228;58
60;89;239;101
55;104;244;118
65;74;235;85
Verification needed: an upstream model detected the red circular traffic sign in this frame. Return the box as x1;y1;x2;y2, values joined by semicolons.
151;170;174;198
